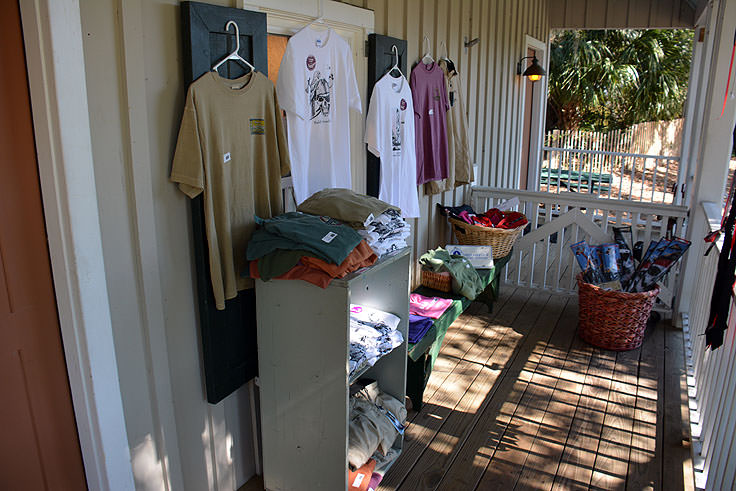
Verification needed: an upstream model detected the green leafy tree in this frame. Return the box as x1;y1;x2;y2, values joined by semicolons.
546;29;694;131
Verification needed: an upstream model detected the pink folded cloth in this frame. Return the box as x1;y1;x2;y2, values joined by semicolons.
409;293;453;319
367;472;382;491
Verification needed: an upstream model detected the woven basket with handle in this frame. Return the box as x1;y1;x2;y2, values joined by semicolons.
576;274;659;351
448;217;524;258
420;270;452;292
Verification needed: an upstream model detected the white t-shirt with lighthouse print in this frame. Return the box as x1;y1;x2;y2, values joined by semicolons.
365;73;420;218
276;26;361;204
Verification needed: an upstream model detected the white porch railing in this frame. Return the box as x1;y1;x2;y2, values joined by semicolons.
470;187;688;312
542;146;682;205
683;202;736;490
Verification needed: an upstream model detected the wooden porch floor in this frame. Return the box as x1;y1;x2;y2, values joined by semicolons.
380;287;694;491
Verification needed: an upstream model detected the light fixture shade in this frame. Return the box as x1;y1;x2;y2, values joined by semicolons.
522;57;546;82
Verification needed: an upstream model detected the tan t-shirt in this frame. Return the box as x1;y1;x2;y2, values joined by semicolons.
171;71;290;309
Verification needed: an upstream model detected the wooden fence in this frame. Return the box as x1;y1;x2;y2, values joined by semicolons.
542;119;685;204
545;119;684;157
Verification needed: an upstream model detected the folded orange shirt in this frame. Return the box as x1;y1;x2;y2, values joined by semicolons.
249;240;378;288
348;458;375;491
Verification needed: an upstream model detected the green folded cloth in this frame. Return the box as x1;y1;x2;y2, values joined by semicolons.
297;188;400;228
419;248;484;300
247;212;362;265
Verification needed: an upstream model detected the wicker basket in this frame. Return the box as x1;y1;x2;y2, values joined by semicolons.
577;274;659;351
448;217;524;258
421;270;452;292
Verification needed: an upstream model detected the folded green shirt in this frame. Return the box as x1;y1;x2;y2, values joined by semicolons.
419;247;484;300
247;212;362;265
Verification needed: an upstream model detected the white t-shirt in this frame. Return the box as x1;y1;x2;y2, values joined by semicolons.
276;27;361;204
364;73;421;218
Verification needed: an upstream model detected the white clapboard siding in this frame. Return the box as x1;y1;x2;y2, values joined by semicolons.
340;0;550;286
549;0;697;29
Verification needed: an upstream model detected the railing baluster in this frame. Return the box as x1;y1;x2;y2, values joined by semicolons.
650;156;658;203
568;222;580;292
554;204;567;291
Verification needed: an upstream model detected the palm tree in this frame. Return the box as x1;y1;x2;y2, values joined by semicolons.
546;29;694;131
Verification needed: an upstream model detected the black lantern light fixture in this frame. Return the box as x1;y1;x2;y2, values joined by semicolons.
516;55;545;82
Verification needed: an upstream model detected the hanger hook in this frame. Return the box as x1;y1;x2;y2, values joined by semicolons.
423;35;431;54
391;44;399;65
225;20;240;54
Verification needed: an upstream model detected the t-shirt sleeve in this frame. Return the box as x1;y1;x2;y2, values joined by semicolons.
273;89;292;177
364;86;381;157
276;43;308;120
170;86;204;199
346;47;362;112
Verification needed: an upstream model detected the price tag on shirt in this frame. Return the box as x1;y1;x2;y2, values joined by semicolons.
322;231;338;243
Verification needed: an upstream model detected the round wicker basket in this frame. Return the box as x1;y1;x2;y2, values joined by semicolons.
448;217;524;258
576;274;659;351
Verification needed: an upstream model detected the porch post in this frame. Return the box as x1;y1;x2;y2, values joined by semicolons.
677;0;736;319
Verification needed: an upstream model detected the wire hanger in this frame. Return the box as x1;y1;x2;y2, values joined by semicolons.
422;35;434;65
439;40;456;74
305;0;327;30
387;45;404;79
211;20;255;74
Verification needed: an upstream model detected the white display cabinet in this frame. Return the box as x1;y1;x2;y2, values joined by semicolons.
255;248;410;491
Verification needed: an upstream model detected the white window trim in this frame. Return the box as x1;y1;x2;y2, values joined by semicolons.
18;1;134;489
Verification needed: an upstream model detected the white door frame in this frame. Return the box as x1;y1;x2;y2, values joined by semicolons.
17;1;134;489
240;0;374;194
518;34;549;192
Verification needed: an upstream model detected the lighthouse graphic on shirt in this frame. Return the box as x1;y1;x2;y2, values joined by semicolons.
391;108;402;156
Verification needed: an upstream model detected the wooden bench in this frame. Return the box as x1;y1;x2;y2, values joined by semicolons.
406;252;512;410
540;167;612;194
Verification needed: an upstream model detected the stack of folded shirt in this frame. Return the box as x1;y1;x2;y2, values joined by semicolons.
348;381;407;471
358;209;411;257
349;305;404;379
407;293;454;344
297;188;411;258
247;212;378;288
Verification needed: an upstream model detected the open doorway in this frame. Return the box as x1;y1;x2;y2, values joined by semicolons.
519;35;548;191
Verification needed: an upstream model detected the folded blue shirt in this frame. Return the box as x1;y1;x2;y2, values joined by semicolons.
408;315;434;344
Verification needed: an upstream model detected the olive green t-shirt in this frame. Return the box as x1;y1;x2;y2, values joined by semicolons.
171;71;290;309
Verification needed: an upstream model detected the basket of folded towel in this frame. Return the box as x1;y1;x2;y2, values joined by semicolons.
438;204;527;258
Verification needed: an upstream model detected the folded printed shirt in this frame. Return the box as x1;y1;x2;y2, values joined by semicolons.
409;293;453;318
